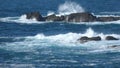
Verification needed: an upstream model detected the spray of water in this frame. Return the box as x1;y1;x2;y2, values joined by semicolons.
57;1;85;16
84;28;96;37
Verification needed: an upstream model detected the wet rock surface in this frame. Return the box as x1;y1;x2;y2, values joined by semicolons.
25;12;120;22
78;36;119;43
105;36;119;40
26;12;45;21
78;36;101;43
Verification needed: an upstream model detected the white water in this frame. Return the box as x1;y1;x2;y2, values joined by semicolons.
1;28;120;53
47;1;85;16
1;15;120;24
0;15;48;24
47;11;55;16
57;1;85;16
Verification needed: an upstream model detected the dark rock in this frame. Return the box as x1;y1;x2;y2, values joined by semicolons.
105;36;119;40
25;12;120;22
46;14;65;21
26;12;45;21
107;45;120;48
45;12;97;22
78;36;89;43
65;12;97;22
89;36;101;41
78;36;101;43
97;17;120;22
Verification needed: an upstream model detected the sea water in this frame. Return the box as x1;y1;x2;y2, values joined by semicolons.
0;0;120;68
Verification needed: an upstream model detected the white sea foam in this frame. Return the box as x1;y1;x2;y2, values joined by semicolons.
96;15;120;17
47;1;85;16
1;15;120;24
0;15;48;24
47;11;55;16
1;28;120;53
0;1;120;24
56;1;85;16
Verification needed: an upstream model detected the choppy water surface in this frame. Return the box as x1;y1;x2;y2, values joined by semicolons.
0;0;120;68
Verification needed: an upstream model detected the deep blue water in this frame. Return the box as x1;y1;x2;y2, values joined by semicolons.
0;0;120;68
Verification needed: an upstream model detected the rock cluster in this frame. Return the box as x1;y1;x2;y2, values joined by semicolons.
78;36;119;43
26;12;45;21
25;12;120;22
78;36;101;43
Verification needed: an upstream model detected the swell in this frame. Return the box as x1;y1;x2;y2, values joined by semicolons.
0;28;120;53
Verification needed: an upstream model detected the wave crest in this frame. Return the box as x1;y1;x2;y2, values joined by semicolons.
57;1;85;16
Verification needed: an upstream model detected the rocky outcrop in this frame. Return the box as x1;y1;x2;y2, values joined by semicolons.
105;36;119;40
78;36;119;43
26;12;45;21
45;12;97;22
45;14;65;21
65;12;97;22
78;36;101;43
97;17;120;22
25;12;120;22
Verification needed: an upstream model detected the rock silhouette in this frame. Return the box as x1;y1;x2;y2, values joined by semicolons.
105;36;119;40
78;36;119;43
25;12;120;22
78;36;101;43
26;12;45;21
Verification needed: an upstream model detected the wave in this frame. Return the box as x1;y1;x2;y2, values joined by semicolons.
31;28;120;41
0;1;120;24
47;1;85;16
1;28;120;53
96;15;120;17
1;15;120;24
0;15;48;24
57;1;85;16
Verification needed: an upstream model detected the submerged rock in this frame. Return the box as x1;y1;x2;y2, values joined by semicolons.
105;36;119;40
78;36;101;43
26;12;45;21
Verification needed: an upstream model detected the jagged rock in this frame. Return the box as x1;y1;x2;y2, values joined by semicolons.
105;36;119;40
65;12;97;22
25;12;120;22
97;17;120;22
45;14;65;21
26;12;45;21
78;36;101;43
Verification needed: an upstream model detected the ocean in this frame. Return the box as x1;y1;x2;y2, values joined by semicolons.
0;0;120;68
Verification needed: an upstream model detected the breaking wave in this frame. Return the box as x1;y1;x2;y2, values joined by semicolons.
0;15;48;24
0;15;120;24
1;28;120;53
0;1;120;24
57;1;85;16
47;1;85;16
